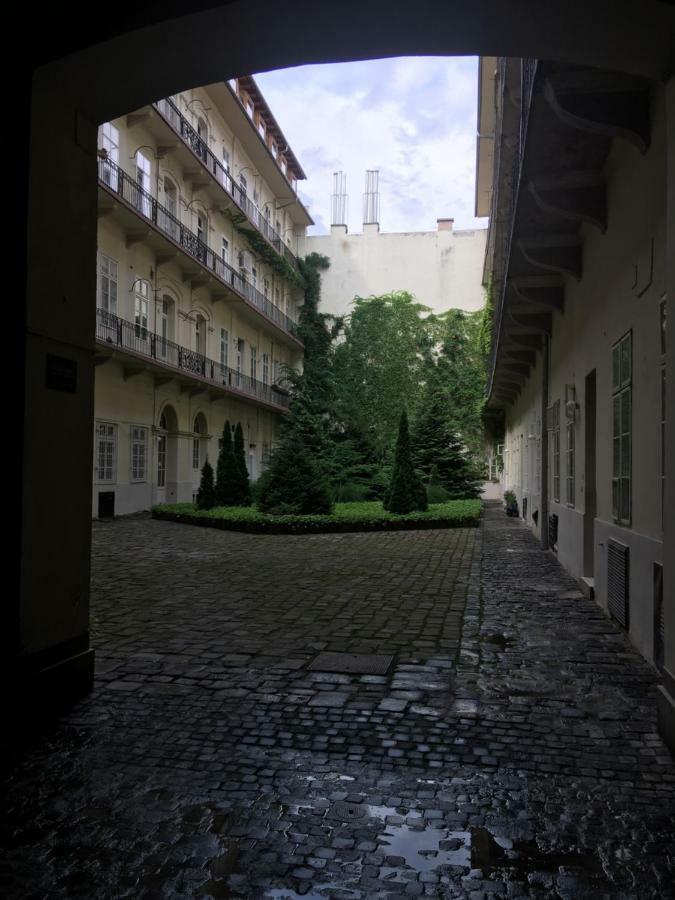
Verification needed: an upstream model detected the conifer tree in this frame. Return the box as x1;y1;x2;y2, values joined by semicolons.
412;389;482;498
233;421;251;506
196;458;216;510
258;253;338;515
384;410;427;514
215;420;239;506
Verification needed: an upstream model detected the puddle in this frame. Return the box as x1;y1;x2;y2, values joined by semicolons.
378;826;471;871
266;886;361;899
366;804;420;821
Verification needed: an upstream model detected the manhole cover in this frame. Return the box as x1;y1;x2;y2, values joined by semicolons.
308;652;393;675
330;801;367;821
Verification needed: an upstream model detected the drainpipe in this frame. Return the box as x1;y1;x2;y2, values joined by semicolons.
541;335;550;550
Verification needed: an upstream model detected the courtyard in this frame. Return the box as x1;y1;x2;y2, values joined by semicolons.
1;506;674;898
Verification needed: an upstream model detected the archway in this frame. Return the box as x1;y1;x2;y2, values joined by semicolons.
15;0;675;711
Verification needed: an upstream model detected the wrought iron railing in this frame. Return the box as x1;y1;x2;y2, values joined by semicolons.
153;97;299;271
95;309;292;410
486;59;538;397
97;157;301;341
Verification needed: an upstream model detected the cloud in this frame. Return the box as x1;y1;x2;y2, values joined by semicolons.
255;56;489;236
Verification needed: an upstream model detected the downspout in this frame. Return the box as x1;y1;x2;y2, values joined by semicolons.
540;335;550;550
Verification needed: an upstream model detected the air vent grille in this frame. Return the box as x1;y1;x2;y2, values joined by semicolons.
607;538;629;628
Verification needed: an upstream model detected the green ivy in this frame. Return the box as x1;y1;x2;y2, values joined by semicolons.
233;222;306;290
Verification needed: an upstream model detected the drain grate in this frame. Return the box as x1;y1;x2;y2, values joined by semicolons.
329;800;367;821
308;652;393;675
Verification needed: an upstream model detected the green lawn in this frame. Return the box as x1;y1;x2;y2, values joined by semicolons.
152;500;482;534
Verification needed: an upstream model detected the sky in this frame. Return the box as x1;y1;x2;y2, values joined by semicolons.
254;56;488;236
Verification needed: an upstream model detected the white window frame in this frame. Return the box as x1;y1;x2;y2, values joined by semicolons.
220;328;229;368
95;421;117;483
566;421;575;507
250;346;257;381
98;254;118;316
134;279;150;337
612;331;632;526
98;122;119;189
262;352;269;386
222;237;230;266
135;151;152;217
130;426;148;482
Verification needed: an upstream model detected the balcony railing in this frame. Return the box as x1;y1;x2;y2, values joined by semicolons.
96;308;292;410
98;157;301;342
153;97;299;271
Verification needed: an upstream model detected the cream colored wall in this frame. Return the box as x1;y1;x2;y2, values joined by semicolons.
300;225;487;316
93;360;280;516
499;87;666;664
96;217;297;377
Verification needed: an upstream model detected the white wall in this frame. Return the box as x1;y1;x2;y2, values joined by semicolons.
300;223;487;316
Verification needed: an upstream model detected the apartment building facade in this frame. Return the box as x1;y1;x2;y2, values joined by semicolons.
94;77;312;516
479;57;673;749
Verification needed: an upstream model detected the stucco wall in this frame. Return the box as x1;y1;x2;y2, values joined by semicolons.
499;86;667;665
300;224;487;316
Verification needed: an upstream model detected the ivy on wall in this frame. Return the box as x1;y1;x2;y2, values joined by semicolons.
230;212;306;291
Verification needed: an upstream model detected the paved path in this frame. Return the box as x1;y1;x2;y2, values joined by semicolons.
2;508;674;898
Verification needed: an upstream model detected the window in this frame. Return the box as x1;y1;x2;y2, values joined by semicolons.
250;346;257;380
157;435;166;487
98;122;119;188
660;299;667;530
131;426;147;481
135;151;151;217
192;438;200;470
271;140;278;159
535;416;542;495
196;117;208;162
98;254;118;315
263;278;270;299
251;266;257;289
134;280;149;338
161;178;180;241
222;237;229;266
262;353;269;385
158;298;171;358
96;422;117;482
549;400;560;503
222;148;230;174
220;328;229;368
239;173;247;195
612;331;632;525
257;117;266;140
236;338;243;385
275;286;281;307
279;156;287;175
245;98;254;118
566;421;575;507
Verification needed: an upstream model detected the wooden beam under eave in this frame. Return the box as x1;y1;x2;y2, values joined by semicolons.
502;363;531;378
507;310;553;335
527;174;607;232
543;71;651;154
509;277;565;313
502;347;538;366
517;235;582;281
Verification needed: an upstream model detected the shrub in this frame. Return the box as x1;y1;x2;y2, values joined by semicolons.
233;422;251;506
196;458;216;510
215;420;239;506
384;410;427;514
257;424;333;515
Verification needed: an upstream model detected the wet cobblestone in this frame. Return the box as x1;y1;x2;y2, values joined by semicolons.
1;507;674;898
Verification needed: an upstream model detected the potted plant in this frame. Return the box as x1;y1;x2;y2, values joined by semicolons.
504;490;519;517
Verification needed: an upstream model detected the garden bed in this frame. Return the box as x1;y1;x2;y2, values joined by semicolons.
152;500;482;534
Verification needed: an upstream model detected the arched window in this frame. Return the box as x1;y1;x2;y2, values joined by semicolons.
158;295;174;358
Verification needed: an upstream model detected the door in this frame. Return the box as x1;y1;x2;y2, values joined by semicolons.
583;369;597;577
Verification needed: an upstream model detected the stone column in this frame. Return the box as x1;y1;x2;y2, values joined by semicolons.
657;75;675;753
14;68;98;711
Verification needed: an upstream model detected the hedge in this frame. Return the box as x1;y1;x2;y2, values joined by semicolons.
152;499;482;535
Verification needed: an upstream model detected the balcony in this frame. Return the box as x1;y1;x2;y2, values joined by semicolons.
97;157;302;348
95;309;292;412
152;97;300;271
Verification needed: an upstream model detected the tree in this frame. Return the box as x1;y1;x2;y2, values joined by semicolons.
257;253;338;514
412;387;482;499
333;291;432;459
384;410;427;514
196;458;216;510
215;420;239;506
233;421;251;506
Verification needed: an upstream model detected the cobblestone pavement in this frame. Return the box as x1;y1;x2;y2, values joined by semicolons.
2;507;674;899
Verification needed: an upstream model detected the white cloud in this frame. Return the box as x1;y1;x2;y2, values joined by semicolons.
254;56;489;235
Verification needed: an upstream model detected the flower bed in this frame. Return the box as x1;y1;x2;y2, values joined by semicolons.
152;500;482;534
